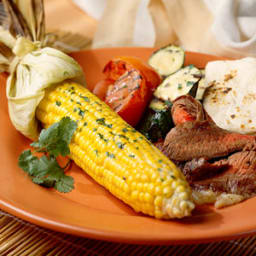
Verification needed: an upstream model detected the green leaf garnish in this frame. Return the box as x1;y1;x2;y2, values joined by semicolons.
31;117;77;157
18;117;77;193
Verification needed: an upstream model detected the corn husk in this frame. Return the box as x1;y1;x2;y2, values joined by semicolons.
0;0;86;139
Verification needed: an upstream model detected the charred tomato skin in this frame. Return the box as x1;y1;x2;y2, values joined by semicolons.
105;69;149;127
99;57;161;126
103;57;161;92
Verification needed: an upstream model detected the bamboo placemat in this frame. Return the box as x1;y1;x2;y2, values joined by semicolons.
0;209;256;256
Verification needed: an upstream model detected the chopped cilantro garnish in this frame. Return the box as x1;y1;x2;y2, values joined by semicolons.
98;133;104;140
96;118;112;128
80;95;90;102
106;152;115;158
118;134;129;140
97;133;108;142
116;142;125;149
186;81;194;87
78;108;85;117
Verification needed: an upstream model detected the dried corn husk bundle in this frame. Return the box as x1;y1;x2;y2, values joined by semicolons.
0;0;86;139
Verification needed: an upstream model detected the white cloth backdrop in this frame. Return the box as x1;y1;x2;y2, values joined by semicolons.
72;0;256;57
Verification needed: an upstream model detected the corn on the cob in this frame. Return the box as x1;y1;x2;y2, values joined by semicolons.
36;82;194;219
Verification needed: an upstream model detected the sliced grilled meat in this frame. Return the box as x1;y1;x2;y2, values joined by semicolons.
183;157;229;183
162;96;255;162
192;149;256;198
163;120;255;161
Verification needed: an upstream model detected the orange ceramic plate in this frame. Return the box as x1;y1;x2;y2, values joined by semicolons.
0;48;255;245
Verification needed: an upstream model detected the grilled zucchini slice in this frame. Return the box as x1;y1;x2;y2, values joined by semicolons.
149;98;170;111
148;45;184;77
153;65;201;102
137;107;173;142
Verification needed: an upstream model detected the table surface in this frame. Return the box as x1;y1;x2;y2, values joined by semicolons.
1;0;256;255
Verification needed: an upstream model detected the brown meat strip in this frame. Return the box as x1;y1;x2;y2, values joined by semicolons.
182;157;229;183
162;95;255;161
192;149;256;198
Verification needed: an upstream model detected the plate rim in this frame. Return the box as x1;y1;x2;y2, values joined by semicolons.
1;195;256;245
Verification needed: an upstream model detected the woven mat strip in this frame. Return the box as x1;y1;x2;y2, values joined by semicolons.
1;210;256;256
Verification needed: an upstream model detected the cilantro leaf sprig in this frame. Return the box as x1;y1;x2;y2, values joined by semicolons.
18;117;77;193
31;117;77;157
